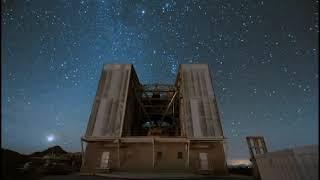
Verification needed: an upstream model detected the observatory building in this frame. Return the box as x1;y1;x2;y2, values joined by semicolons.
80;64;228;175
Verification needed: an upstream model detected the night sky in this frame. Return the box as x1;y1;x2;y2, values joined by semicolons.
1;0;319;162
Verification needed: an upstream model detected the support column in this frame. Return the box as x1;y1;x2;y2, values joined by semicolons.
185;143;188;168
187;140;190;168
152;137;155;168
173;100;175;115
117;139;120;168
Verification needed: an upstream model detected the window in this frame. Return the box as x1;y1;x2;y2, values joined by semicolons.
157;152;162;160
177;152;183;159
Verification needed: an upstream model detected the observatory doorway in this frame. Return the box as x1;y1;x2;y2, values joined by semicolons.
124;84;181;137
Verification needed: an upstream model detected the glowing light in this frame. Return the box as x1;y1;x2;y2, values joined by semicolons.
228;159;251;166
47;134;55;142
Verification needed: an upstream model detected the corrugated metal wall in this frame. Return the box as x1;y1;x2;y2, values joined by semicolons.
178;64;224;138
85;64;132;137
256;145;318;180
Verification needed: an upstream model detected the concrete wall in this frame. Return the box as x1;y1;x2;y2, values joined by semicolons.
154;143;186;170
178;64;224;138
85;64;132;137
81;141;228;175
120;143;154;170
121;68;141;137
189;142;228;175
255;145;318;180
81;142;119;173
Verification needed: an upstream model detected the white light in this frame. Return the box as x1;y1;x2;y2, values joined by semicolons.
47;135;55;142
141;10;145;14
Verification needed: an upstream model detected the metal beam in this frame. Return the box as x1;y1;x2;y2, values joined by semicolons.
82;136;225;142
160;91;178;122
141;98;171;101
143;105;168;107
140;87;153;105
133;87;152;122
143;90;176;92
173;100;175;115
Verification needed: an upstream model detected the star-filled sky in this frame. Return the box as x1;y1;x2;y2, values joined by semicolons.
1;0;319;161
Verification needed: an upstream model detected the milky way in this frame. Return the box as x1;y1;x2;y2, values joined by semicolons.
1;0;318;161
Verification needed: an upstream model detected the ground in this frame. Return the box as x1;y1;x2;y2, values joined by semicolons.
40;173;254;180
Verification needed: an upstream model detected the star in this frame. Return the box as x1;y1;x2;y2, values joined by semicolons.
46;135;55;142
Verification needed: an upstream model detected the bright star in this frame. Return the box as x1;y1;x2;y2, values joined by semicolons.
47;134;55;142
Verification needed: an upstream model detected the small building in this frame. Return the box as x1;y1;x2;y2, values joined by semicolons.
80;64;228;175
246;136;319;180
